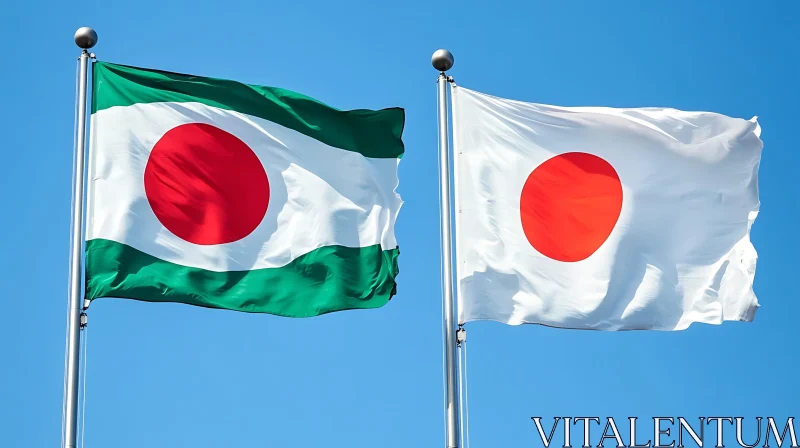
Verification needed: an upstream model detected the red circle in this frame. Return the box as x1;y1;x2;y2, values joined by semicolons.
520;152;622;262
144;123;270;245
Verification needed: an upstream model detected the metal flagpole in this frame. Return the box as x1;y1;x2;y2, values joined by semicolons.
63;26;97;448
432;49;461;448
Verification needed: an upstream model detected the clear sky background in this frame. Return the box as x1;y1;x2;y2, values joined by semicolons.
2;1;798;447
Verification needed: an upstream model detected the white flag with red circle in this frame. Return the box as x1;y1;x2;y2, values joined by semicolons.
453;86;762;331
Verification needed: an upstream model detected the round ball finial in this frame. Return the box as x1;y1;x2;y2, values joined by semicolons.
74;27;98;49
431;49;454;72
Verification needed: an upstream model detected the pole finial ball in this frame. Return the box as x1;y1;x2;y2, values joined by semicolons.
431;49;454;72
74;27;98;49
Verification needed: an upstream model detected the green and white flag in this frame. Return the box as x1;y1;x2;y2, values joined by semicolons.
85;62;404;317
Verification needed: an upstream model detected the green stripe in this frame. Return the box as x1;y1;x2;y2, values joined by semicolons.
91;61;405;159
85;239;400;317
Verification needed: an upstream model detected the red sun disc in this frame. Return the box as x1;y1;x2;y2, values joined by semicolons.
144;123;270;245
520;152;623;262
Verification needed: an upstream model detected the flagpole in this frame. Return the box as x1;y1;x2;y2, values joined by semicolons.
432;49;461;448
63;26;97;448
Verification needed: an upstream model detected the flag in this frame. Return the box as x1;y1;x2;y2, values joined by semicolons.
453;86;762;331
85;62;404;317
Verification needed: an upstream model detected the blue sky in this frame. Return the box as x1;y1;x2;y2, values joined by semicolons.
2;1;799;447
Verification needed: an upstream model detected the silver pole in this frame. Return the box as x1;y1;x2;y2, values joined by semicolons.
63;26;97;448
432;49;460;448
